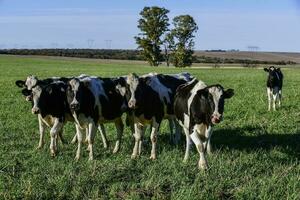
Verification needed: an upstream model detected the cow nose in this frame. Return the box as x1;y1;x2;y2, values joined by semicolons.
32;107;40;114
128;99;136;108
211;115;222;124
70;103;80;110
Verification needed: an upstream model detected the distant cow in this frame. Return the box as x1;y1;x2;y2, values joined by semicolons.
174;79;234;169
67;75;127;160
22;82;73;156
115;73;191;159
264;66;283;111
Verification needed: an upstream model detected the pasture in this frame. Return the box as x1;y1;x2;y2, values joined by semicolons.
0;55;299;199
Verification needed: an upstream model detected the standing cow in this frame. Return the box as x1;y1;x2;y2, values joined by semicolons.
174;79;234;169
23;82;73;156
115;73;191;159
264;66;283;111
67;75;127;160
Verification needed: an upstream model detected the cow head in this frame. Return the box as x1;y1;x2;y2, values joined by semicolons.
67;78;85;111
207;85;234;124
31;85;43;114
115;73;140;109
264;66;283;85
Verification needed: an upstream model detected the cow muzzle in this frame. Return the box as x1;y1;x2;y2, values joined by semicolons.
32;107;40;114
70;102;80;111
211;115;222;124
128;99;136;109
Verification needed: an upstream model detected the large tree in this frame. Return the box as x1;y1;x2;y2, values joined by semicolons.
135;6;169;66
166;15;198;67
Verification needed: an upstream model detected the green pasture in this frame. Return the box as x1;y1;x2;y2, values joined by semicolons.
0;55;299;199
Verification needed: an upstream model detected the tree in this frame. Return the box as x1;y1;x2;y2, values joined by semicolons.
135;6;169;66
167;15;198;67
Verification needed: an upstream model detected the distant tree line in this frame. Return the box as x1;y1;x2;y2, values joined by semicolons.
0;49;144;60
0;49;295;65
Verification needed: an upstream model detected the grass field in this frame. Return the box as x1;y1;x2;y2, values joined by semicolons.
0;55;300;199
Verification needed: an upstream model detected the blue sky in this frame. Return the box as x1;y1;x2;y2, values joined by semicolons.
0;0;300;52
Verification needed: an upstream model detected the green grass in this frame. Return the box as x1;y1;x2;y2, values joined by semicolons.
0;55;299;199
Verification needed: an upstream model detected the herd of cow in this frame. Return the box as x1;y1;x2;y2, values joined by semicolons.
15;66;283;169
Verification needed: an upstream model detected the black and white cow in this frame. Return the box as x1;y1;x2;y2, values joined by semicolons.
115;73;190;159
16;76;71;148
174;79;234;169
67;75;126;160
22;81;73;156
16;75;109;149
263;66;283;111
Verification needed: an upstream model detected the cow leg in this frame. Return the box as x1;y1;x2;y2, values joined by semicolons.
98;124;108;149
113;118;124;154
267;87;272;111
183;127;191;162
49;119;63;157
87;122;96;161
75;124;83;161
174;119;181;145
36;115;46;149
71;133;77;144
84;127;89;144
273;93;278;111
191;126;207;169
204;126;212;155
278;90;282;107
138;126;146;156
131;123;143;159
58;129;67;145
150;120;159;160
168;118;174;143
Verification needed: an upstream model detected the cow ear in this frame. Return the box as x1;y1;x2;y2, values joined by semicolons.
224;89;234;99
21;88;31;96
15;80;25;88
116;84;126;96
277;67;281;71
263;68;269;72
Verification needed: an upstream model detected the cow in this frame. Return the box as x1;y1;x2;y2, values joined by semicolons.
16;75;109;149
174;79;234;169
22;81;73;156
67;75;127;161
115;73;190;159
263;66;283;111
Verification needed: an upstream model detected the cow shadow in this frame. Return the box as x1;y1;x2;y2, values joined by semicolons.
212;126;300;158
155;125;300;159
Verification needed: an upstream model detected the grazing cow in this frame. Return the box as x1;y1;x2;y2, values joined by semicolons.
67;75;126;160
22;82;73;156
264;66;283;111
115;73;190;159
174;79;234;169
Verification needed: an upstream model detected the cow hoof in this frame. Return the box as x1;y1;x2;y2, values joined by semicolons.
150;155;156;160
131;154;137;159
50;151;56;157
36;145;43;150
88;157;94;161
113;147;119;154
183;158;188;163
199;161;208;170
103;144;108;149
74;156;80;161
84;139;88;144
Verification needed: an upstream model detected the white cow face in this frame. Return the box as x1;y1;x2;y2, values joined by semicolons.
25;75;38;90
126;73;139;109
31;85;43;114
208;85;234;124
67;78;82;111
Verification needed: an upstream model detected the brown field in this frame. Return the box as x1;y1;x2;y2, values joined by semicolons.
194;51;300;63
